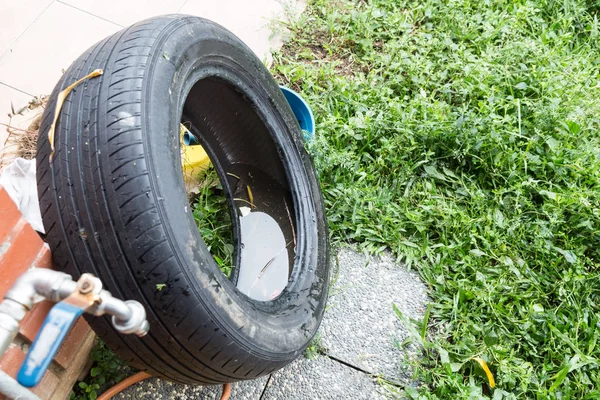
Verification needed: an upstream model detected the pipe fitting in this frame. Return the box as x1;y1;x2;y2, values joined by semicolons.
4;269;74;309
86;290;132;320
112;301;149;337
0;299;28;357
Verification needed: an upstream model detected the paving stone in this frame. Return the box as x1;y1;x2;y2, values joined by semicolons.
115;247;427;398
114;375;269;400
262;355;387;400
319;248;429;383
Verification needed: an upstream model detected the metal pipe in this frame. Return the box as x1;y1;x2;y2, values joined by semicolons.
0;269;74;357
0;369;41;400
0;299;28;357
56;280;78;301
4;269;73;309
91;291;133;320
0;267;149;400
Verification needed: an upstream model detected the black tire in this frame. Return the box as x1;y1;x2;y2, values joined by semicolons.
36;15;329;385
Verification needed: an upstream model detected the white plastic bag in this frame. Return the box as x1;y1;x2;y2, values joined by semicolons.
0;158;44;233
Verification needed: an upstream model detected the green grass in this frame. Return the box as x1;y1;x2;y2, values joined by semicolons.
272;0;600;398
191;167;234;278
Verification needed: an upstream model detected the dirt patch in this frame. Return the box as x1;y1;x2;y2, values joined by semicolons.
306;31;359;77
273;28;364;91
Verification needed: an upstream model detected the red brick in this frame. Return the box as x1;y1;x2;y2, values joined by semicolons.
17;245;55;342
0;187;21;242
31;245;53;270
54;317;91;369
0;347;60;400
31;368;60;400
19;300;54;343
0;347;28;400
0;346;26;378
0;219;44;299
0;189;93;400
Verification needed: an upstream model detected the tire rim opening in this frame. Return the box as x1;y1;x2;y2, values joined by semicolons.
180;77;297;302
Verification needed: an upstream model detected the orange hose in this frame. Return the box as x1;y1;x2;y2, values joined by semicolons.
97;371;232;400
220;383;232;400
97;371;151;400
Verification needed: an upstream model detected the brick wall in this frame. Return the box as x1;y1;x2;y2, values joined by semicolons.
0;186;95;400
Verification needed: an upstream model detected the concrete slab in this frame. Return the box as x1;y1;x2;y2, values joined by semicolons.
0;0;54;58
178;0;306;66
60;0;187;28
0;2;121;98
262;355;387;400
0;84;34;152
319;248;429;383
114;375;269;400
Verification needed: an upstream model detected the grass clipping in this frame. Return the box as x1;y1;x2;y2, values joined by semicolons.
272;0;600;398
0;97;46;169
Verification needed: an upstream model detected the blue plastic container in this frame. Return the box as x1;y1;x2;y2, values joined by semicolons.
280;86;315;142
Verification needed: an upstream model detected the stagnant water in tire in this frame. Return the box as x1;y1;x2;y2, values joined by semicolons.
182;129;296;301
228;163;296;300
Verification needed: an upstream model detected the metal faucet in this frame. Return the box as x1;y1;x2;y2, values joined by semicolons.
0;268;149;400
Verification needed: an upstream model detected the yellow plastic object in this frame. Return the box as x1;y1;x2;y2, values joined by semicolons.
49;69;103;161
180;124;210;188
472;357;496;388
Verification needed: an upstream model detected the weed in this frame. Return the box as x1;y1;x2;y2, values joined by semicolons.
191;167;234;278
71;340;131;400
304;333;326;360
273;0;600;397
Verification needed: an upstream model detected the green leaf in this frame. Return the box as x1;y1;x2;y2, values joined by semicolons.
554;247;577;264
451;362;464;372
421;303;432;340
539;190;557;200
532;304;544;313
549;355;595;391
515;82;528;90
493;209;505;228
439;348;450;365
470;249;487;257
484;331;499;347
424;165;448;181
405;386;420;399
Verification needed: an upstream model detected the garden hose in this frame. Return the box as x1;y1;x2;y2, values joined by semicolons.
97;371;150;400
97;371;232;400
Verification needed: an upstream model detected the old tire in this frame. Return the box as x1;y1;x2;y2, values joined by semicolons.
36;15;329;384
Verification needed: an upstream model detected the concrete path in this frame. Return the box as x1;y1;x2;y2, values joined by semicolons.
0;0;305;151
115;248;429;399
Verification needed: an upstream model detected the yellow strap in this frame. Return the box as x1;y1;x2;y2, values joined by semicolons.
48;69;103;162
